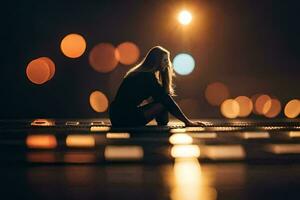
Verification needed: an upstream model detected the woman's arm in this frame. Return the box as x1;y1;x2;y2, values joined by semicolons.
145;73;203;126
160;95;203;126
160;95;189;124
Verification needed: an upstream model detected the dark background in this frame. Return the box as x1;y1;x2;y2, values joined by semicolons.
1;0;299;119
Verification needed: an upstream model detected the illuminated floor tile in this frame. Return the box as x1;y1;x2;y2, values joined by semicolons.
204;145;245;160
106;132;130;139
90;126;110;132
31;119;55;126
65;121;80;126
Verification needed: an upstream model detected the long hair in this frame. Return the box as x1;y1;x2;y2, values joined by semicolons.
125;46;176;96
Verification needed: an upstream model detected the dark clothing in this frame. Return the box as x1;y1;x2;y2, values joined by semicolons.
109;72;171;126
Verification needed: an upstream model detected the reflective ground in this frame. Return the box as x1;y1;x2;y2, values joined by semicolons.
1;118;300;199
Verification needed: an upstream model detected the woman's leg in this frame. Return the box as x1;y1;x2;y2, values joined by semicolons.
155;109;169;125
139;102;169;125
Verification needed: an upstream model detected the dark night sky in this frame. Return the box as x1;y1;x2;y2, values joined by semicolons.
0;0;299;119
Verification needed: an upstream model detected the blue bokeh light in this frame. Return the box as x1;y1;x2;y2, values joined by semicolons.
172;53;195;75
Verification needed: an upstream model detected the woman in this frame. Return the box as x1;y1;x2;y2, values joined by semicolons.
109;46;203;127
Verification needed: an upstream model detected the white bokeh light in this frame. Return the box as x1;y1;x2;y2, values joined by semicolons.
178;10;192;25
173;53;195;75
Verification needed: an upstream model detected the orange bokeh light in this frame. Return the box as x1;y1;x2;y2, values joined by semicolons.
115;42;140;65
60;33;86;58
235;96;253;117
89;43;118;73
220;99;239;118
254;94;271;115
89;90;109;112
66;135;95;148
205;82;230;106
265;99;282;118
26;58;50;84
40;57;55;80
26;134;57;149
284;99;300;118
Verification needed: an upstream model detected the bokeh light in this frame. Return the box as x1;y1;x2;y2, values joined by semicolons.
178;10;192;25
172;159;217;200
235;96;253;117
169;133;193;145
89;43;118;73
265;99;282;118
254;94;272;115
284;99;300;118
26;58;51;84
205;82;230;106
60;33;86;58
115;42;140;65
104;146;143;160
171;145;200;158
66;135;95;148
173;53;195;75
89;90;109;112
40;57;55;80
220;99;240;118
26;134;57;149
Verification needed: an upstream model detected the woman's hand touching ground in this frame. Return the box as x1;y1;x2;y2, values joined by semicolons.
184;120;205;127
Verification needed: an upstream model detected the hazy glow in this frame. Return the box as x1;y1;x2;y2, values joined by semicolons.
26;58;50;84
66;135;95;148
289;131;300;138
171;145;200;158
89;90;109;112
205;82;230;106
60;33;86;58
26;134;57;149
265;99;281;118
235;96;253;117
115;42;140;65
170;158;217;200
220;99;240;119
104;146;143;160
185;127;205;132
284;99;300;118
266;144;300;154
178;10;192;25
106;132;130;139
173;53;195;75
190;132;217;139
204;145;245;160
89;43;118;73
31;119;55;126
169;133;193;145
255;94;271;115
64;153;96;163
27;152;56;163
242;132;270;139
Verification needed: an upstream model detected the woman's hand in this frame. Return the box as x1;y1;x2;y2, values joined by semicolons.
185;120;205;127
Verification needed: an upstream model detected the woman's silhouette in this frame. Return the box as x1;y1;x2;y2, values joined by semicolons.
109;46;203;127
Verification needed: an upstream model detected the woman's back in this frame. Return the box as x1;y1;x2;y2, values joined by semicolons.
111;72;166;110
